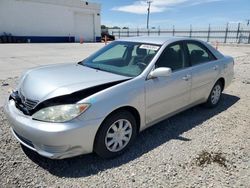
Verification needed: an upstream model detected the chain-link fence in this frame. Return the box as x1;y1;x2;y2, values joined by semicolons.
108;23;250;44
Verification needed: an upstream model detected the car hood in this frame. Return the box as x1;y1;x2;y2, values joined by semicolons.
18;63;129;102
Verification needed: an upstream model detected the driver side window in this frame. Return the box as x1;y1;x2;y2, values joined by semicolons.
155;43;187;71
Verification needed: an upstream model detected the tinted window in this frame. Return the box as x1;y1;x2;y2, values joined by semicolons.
187;42;216;65
155;43;187;71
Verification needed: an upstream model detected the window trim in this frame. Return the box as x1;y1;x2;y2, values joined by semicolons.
183;40;217;67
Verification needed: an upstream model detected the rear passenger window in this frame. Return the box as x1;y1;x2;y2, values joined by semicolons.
187;43;216;65
155;43;187;71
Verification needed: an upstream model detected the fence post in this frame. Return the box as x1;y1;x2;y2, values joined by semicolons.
172;25;175;36
137;28;139;36
127;29;129;37
158;28;160;36
236;22;241;43
119;29;121;39
224;23;228;43
148;29;150;36
248;31;250;44
189;24;192;38
207;24;210;42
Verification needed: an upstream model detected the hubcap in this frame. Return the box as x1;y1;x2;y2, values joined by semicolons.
105;119;133;152
211;84;221;105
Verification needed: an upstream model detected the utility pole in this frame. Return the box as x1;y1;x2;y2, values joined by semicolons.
146;1;152;29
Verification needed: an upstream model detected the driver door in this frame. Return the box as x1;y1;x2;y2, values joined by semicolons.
145;42;192;125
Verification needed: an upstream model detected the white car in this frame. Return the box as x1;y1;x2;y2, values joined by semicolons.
4;37;234;159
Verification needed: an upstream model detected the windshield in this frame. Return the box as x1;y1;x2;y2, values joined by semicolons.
81;41;161;77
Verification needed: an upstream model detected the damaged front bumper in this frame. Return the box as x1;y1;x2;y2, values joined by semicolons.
4;99;103;159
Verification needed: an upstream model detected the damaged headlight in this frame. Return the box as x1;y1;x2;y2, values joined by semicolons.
32;104;90;123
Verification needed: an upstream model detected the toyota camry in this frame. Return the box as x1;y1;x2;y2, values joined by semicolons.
4;37;234;159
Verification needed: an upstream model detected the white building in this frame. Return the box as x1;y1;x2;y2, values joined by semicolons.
0;0;101;42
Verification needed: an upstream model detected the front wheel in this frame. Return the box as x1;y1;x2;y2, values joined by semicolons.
205;81;222;108
94;111;137;158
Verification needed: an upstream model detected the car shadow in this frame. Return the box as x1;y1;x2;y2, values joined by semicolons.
22;93;240;178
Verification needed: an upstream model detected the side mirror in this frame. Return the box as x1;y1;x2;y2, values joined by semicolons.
149;67;172;79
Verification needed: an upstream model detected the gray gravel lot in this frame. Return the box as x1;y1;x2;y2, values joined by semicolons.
0;44;250;187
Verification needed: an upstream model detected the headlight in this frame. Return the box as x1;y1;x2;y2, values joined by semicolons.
32;103;90;123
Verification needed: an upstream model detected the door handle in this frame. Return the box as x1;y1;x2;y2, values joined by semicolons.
182;74;191;81
213;65;218;70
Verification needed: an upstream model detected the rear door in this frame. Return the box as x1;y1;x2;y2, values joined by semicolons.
185;41;220;103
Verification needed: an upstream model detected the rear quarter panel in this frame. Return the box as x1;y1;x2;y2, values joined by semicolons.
202;41;234;90
221;55;234;89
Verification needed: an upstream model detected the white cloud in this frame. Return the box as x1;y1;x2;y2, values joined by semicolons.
112;0;222;15
189;0;222;6
112;4;164;14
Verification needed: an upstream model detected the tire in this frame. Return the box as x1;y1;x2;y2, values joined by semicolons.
94;111;137;158
205;81;222;108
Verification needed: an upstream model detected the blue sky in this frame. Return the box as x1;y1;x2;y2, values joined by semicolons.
91;0;250;28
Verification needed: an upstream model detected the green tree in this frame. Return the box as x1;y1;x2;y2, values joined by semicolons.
101;25;107;29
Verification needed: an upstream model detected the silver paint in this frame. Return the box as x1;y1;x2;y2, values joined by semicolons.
4;37;234;159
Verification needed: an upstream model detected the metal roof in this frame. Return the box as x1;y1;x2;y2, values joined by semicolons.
18;0;100;10
117;36;224;59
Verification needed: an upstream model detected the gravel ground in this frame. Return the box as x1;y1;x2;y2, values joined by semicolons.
0;51;250;187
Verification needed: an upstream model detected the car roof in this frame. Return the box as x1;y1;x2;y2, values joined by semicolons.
117;36;199;45
117;36;224;59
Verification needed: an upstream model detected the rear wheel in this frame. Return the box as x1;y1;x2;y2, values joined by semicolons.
94;111;137;158
205;81;222;108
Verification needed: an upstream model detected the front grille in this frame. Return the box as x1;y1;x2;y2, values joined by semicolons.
19;91;39;110
10;91;39;115
39;145;69;153
24;98;39;110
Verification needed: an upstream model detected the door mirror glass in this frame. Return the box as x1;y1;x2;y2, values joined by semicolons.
149;67;172;79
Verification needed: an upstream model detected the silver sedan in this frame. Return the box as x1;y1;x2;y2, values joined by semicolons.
4;37;234;159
